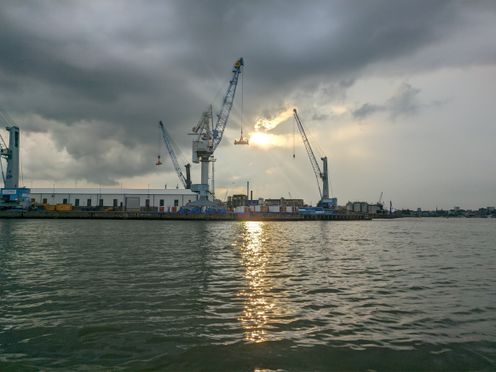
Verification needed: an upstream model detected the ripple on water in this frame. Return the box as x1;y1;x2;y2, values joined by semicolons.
1;218;495;370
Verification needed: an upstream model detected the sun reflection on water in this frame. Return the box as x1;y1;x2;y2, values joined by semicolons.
238;221;275;343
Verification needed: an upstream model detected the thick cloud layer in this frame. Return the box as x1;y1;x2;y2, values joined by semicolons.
1;0;495;207
353;83;425;119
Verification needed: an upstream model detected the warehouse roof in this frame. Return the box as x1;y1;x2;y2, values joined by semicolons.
30;188;198;195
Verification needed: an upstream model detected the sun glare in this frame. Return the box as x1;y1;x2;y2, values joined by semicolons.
249;132;272;147
248;131;294;149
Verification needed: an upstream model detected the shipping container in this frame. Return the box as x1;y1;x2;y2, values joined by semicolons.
235;206;249;214
55;204;73;212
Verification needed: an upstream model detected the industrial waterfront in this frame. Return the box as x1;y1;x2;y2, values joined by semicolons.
1;59;350;219
1;218;495;370
1;1;495;371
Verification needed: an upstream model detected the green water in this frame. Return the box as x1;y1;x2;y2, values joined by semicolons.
1;218;495;370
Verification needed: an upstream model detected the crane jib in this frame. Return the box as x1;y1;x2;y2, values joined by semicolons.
159;121;190;189
293;109;330;201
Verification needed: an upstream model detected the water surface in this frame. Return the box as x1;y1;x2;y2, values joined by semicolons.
1;218;495;370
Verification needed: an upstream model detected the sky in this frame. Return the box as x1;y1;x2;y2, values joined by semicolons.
0;0;495;209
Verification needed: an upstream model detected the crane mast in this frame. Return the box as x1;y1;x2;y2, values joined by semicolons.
293;109;332;207
159;121;191;189
0;124;30;210
0;126;20;188
190;58;244;201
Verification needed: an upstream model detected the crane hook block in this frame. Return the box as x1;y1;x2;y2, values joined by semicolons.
234;136;249;145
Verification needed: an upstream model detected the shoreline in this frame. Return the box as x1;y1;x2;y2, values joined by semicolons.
0;210;371;221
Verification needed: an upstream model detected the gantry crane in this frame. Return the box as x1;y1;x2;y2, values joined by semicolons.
159;121;192;189
190;58;244;201
293;108;335;208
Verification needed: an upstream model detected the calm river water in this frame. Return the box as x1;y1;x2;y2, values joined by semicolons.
1;218;495;370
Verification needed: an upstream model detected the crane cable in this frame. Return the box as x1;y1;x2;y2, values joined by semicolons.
0;155;5;184
292;116;295;158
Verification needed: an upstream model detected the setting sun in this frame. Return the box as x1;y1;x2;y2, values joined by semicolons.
249;132;272;147
248;131;294;149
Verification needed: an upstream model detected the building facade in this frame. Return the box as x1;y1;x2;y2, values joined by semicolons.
29;188;198;211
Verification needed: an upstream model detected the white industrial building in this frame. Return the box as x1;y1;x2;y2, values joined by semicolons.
346;201;383;215
29;188;199;211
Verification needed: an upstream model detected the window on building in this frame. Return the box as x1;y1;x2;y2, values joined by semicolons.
75;199;80;207
99;199;104;207
87;199;92;207
145;199;150;208
174;199;179;207
113;199;118;208
159;199;164;207
42;198;47;204
63;198;68;204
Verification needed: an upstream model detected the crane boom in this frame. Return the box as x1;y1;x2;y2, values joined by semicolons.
212;58;244;151
159;121;191;189
293;109;325;198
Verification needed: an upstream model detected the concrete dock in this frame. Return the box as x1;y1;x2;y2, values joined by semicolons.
0;210;371;221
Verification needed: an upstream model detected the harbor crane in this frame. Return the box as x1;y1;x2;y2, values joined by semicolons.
377;191;384;207
0;121;30;209
158;121;192;189
293;108;335;209
0;126;20;189
190;58;244;201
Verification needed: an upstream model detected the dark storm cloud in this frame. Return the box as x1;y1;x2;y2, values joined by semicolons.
352;82;448;120
0;0;494;184
353;103;384;119
353;83;422;120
